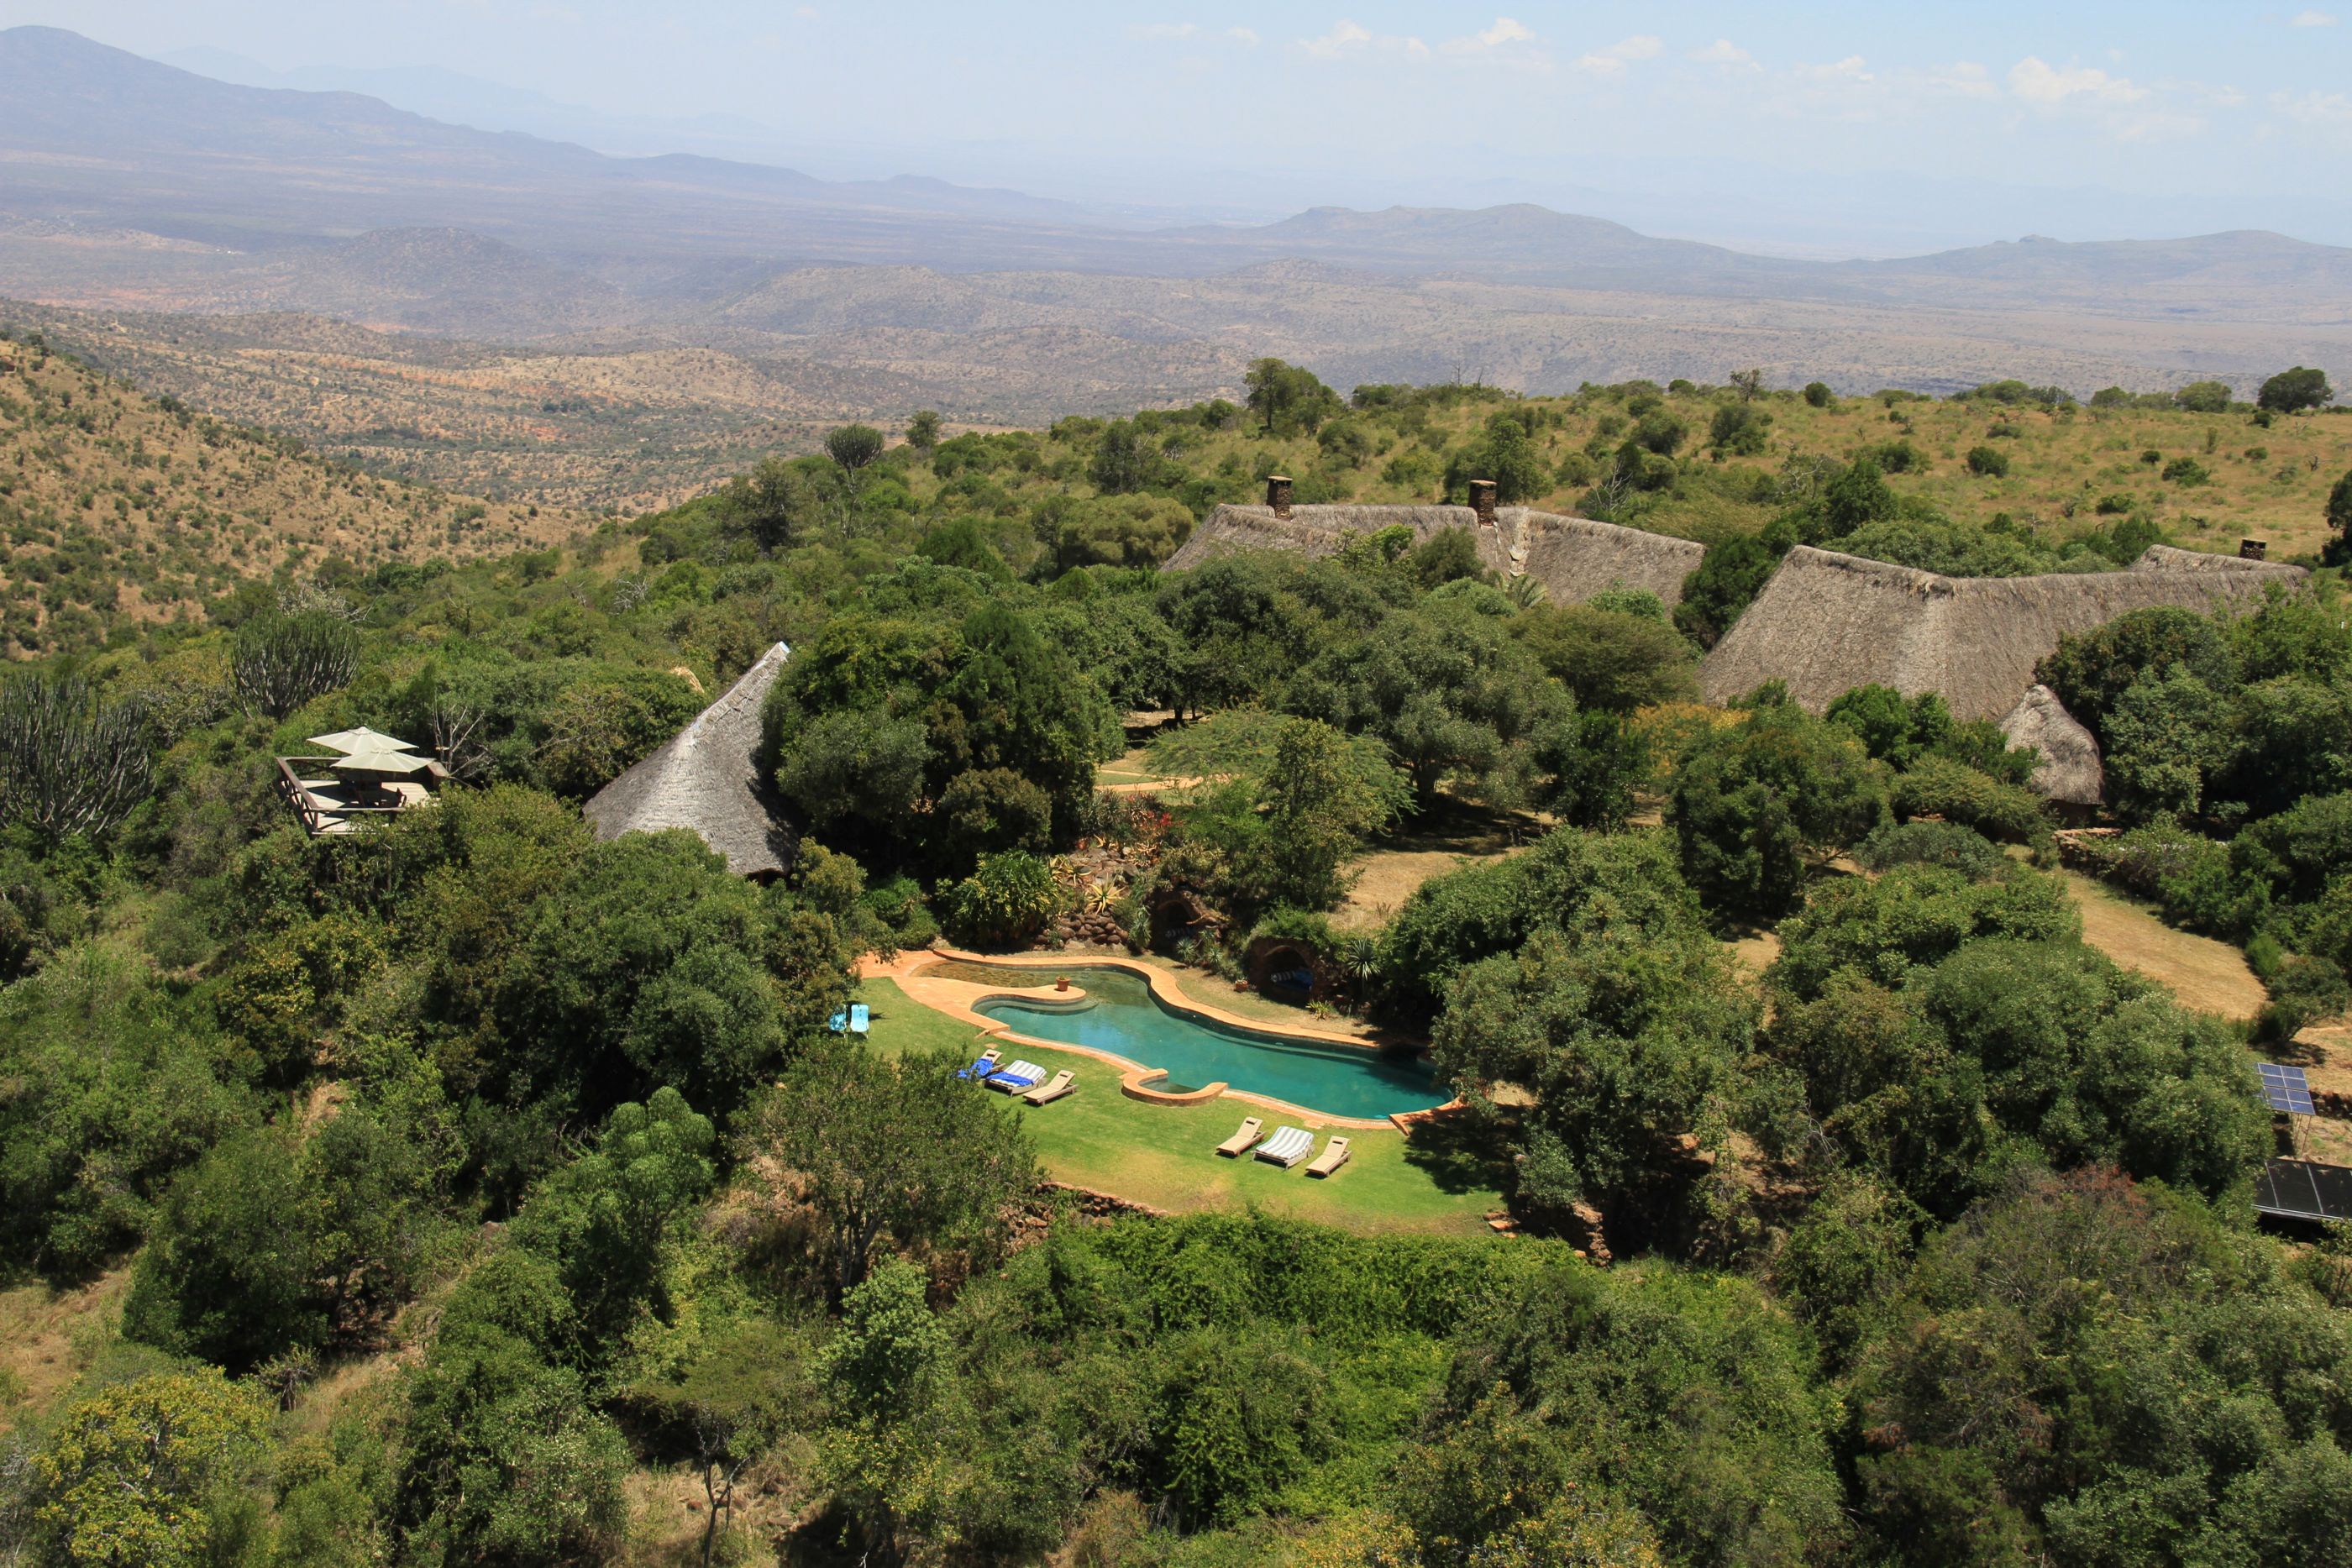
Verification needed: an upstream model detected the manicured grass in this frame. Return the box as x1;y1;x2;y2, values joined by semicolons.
857;978;1504;1235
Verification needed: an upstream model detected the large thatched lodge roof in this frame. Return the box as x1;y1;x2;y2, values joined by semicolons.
1698;545;2304;720
583;641;795;878
1163;501;1706;607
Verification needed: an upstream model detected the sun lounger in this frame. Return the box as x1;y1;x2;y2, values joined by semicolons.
848;1003;870;1035
828;1010;848;1033
1022;1069;1076;1105
1254;1126;1315;1168
956;1047;1003;1080
1215;1117;1264;1157
986;1060;1046;1093
1305;1136;1352;1178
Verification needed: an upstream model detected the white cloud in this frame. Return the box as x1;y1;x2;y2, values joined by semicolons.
1131;22;1258;46
2008;56;2148;106
1691;39;1757;70
1470;17;1535;49
1299;19;1429;60
1574;34;1662;76
1437;16;1546;64
2290;9;2338;26
2273;87;2352;123
1926;61;1999;99
1793;55;1874;83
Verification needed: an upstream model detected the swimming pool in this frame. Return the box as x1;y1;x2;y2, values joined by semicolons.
963;964;1449;1120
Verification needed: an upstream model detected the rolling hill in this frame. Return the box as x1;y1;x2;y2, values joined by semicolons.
0;329;575;653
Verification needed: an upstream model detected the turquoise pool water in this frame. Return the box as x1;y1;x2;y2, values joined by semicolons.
966;965;1447;1120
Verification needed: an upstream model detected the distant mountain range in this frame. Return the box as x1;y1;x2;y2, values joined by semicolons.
1;23;2347;471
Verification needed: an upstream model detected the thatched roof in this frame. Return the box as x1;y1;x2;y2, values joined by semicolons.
1999;684;2105;806
1163;503;1489;573
1698;545;2305;720
1162;502;1704;606
582;642;795;878
1503;507;1708;607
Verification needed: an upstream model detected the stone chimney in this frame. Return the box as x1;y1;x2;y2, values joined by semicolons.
1468;479;1498;527
1266;475;1294;518
2239;538;2269;561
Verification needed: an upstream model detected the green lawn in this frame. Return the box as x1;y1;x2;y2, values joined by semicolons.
858;978;1505;1235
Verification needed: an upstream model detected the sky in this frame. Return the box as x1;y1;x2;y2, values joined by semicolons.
12;1;2352;253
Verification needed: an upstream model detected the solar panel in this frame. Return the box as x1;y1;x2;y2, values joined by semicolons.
2255;1158;2352;1222
2260;1062;2316;1116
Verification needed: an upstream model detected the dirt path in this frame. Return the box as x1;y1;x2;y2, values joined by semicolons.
2062;870;2266;1021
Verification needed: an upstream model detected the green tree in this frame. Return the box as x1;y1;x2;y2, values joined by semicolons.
905;409;942;450
1851;1170;2352;1567
1803;380;1834;407
748;1041;1037;1298
1515;603;1698;711
232;611;360;719
1709;401;1772;455
821;1257;948;1419
1819;458;1898;539
26;1369;270;1568
721;454;820;551
1670;702;1889;918
122;1128;327;1371
2174;379;2234;412
492;832;827;1125
1963;443;2008;477
508;1088;715;1356
1257;717;1410;909
2259;365;2335;413
825;422;887;472
0;676;156;841
2035;605;2233;742
1672;532;1783;648
2327;468;2352;565
1279;600;1572;808
1436;924;1756;1218
1447;412;1551;503
1243;358;1338;436
393;1321;631;1566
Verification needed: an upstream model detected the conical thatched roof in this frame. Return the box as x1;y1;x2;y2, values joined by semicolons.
1999;684;2105;806
1698;545;2304;720
582;642;795;878
1162;502;1705;606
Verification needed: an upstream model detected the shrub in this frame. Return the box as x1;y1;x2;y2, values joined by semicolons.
1803;381;1834;407
2160;457;2210;486
943;850;1059;949
1891;754;2048;844
2174;380;2234;413
1964;445;2009;477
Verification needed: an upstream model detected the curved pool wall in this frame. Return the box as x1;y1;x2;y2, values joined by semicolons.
964;963;1448;1122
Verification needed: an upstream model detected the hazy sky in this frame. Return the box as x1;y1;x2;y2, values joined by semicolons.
15;3;2352;248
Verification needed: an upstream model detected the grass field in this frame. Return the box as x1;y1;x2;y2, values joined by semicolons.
857;978;1504;1235
2061;870;2268;1021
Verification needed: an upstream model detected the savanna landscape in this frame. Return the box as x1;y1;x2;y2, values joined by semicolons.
7;11;2352;1568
